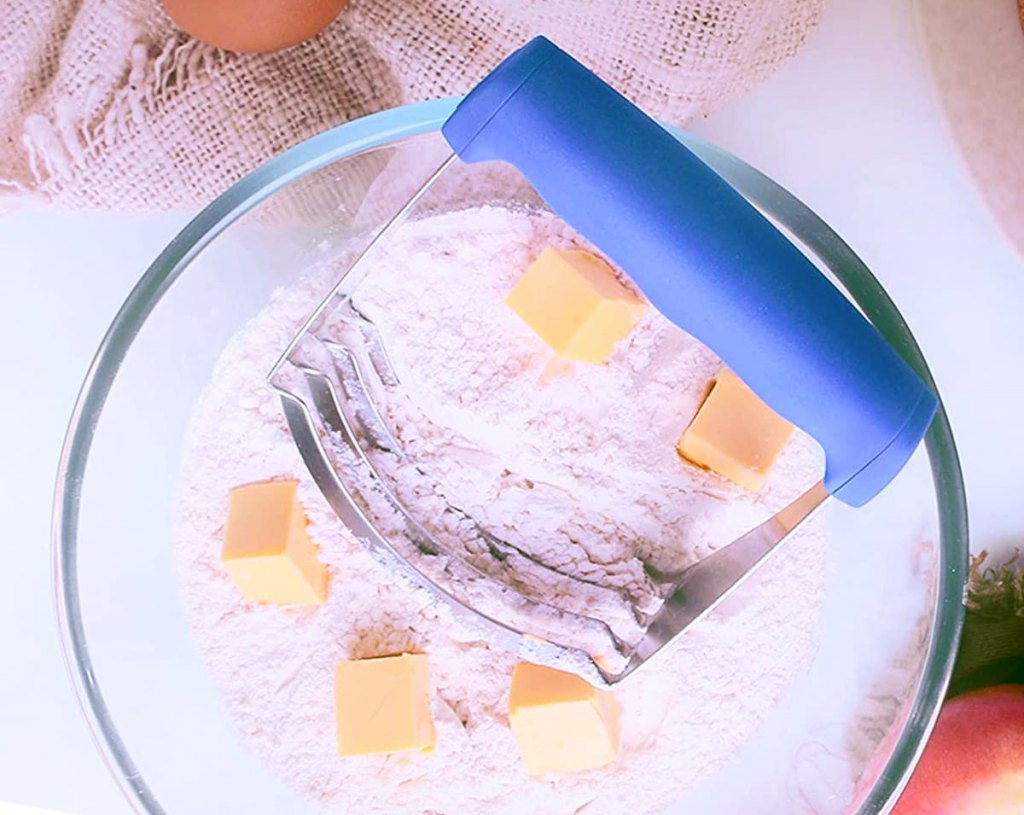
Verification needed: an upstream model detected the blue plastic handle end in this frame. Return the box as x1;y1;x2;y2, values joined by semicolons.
443;37;937;507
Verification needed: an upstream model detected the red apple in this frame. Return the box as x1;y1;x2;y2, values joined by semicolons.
893;685;1024;814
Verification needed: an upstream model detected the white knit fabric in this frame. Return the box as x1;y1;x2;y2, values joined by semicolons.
0;0;824;211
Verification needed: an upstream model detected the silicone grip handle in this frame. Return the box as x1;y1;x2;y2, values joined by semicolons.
442;37;937;506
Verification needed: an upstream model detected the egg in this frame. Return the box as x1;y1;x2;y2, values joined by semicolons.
161;0;349;53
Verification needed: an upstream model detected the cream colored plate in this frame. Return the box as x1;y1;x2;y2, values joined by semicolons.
915;0;1024;257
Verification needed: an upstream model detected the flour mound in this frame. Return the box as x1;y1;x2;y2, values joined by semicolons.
175;206;826;814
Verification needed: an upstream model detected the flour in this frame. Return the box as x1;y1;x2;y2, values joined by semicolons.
175;205;828;814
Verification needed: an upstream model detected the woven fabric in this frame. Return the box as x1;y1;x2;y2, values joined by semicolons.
0;0;824;212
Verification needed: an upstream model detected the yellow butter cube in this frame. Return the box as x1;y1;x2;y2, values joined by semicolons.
505;247;645;363
335;653;437;757
508;661;622;774
678;368;794;491
222;480;327;605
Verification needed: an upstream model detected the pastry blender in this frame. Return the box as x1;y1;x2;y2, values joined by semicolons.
268;38;938;687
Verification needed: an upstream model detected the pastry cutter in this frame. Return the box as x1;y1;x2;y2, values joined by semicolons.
268;37;938;687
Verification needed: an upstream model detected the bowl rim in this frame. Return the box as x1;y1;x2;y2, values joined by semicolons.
51;97;968;815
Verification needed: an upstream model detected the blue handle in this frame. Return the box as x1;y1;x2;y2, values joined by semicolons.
442;37;937;507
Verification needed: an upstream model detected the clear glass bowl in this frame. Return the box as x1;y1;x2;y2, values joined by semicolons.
53;99;967;815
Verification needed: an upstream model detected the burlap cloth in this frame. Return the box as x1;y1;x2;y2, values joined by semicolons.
1;0;824;212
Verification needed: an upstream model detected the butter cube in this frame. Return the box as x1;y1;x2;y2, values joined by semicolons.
505;247;645;362
222;480;327;605
335;653;437;757
678;369;794;491
508;661;622;774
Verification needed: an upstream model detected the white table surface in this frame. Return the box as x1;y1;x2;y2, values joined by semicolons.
2;0;1021;811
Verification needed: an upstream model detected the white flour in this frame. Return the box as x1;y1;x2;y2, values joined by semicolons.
176;205;827;814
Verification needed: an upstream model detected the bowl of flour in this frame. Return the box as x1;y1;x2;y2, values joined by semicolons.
53;99;967;815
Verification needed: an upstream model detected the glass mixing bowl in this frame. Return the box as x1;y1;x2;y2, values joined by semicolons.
53;99;967;815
